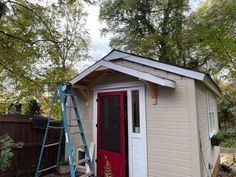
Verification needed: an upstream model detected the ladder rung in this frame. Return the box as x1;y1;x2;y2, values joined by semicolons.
64;94;71;96
70;118;80;121
77;158;89;164
68;124;78;127
44;142;60;148
77;145;86;152
38;165;57;173
66;106;75;108
50;119;62;123
71;131;81;135
80;172;93;177
79;144;87;149
48;126;64;129
61;82;71;85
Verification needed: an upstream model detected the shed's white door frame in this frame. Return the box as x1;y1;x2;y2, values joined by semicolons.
92;82;148;177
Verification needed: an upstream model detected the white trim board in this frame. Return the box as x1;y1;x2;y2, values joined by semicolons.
103;50;221;95
104;51;205;80
70;60;176;88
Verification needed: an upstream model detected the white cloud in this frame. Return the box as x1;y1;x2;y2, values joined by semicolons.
85;4;111;61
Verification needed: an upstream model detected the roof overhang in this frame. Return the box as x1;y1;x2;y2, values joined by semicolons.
103;50;221;96
70;60;176;88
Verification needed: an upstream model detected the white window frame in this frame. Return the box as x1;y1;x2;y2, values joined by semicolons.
207;92;216;138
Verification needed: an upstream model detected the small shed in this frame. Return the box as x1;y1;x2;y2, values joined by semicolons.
67;50;221;177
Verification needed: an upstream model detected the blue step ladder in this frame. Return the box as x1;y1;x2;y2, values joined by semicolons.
35;82;94;177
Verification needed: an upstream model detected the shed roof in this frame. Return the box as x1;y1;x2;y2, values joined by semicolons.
70;50;221;95
70;60;176;88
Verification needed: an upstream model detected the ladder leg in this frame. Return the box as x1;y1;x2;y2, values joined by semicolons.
55;121;64;172
69;87;94;173
35;88;58;177
58;84;76;177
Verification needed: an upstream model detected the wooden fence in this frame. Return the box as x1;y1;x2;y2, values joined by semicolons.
0;115;64;177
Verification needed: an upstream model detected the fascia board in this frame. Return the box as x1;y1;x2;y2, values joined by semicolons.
104;51;205;80
70;60;176;88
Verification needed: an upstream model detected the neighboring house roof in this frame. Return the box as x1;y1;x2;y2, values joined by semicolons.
70;50;221;95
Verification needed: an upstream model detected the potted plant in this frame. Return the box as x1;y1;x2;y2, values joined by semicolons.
211;131;224;146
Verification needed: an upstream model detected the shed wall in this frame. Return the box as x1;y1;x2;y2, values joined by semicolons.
68;60;220;177
195;82;220;177
67;92;93;149
114;60;201;177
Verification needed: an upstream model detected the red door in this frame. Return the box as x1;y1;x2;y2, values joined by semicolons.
97;91;125;177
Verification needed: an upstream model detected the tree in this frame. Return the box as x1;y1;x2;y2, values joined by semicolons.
0;0;90;117
99;0;189;65
191;1;236;129
22;99;41;116
99;0;236;72
188;0;236;77
100;0;236;129
218;80;236;130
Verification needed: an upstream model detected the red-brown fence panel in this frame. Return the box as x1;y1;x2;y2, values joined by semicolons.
0;115;64;177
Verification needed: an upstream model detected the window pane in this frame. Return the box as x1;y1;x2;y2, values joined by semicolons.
209;113;213;132
100;95;121;153
210;96;213;111
207;92;216;135
132;90;140;133
211;112;215;131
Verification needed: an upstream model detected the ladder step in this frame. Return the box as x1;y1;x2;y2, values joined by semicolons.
44;142;60;148
38;165;57;173
50;119;62;123
71;131;81;135
68;124;78;127
66;106;75;108
64;94;71;96
70;118;80;121
77;145;86;152
61;82;71;86
77;158;89;164
79;172;93;177
48;126;64;129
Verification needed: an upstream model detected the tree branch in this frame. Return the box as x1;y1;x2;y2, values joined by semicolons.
216;35;236;69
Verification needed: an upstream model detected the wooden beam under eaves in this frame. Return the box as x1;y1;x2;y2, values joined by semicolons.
73;84;90;106
145;82;158;105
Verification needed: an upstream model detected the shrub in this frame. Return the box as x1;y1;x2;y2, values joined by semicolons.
0;134;23;171
23;99;41;116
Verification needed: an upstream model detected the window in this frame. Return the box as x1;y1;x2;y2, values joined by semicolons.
132;90;140;133
207;92;216;137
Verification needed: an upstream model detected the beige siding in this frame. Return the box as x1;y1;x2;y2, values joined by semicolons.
196;82;220;177
67;91;93;149
116;60;200;177
146;79;196;177
68;60;219;177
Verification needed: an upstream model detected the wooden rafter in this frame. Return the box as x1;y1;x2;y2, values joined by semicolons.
73;84;90;106
145;82;158;105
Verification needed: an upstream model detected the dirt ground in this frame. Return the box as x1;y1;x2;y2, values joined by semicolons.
44;172;84;177
44;153;236;177
218;153;236;177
